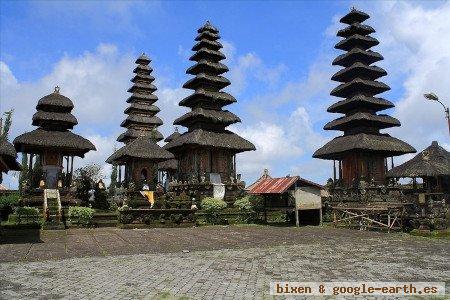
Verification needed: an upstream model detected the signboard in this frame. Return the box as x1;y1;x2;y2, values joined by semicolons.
292;188;322;210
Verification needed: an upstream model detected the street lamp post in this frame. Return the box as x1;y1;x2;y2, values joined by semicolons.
424;93;450;136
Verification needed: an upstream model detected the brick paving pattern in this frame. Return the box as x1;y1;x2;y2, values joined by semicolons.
0;226;449;299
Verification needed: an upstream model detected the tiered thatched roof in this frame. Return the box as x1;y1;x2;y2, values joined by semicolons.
314;9;415;159
165;21;255;153
106;136;173;164
14;87;96;157
387;141;450;178
118;54;163;144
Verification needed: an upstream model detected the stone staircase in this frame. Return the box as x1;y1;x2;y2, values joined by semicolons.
43;189;65;230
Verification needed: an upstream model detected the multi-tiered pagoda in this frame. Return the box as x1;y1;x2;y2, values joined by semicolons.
14;87;96;189
107;54;173;187
314;9;415;186
166;21;255;200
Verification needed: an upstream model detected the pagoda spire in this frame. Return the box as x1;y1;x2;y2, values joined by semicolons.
325;8;401;135
175;20;240;129
117;53;163;144
165;21;255;183
313;9;415;186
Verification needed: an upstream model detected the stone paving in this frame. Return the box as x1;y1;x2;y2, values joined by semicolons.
0;226;449;299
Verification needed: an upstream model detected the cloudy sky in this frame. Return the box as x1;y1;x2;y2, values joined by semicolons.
1;0;449;188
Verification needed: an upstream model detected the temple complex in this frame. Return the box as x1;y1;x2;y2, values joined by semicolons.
165;21;255;202
106;54;173;188
14;87;96;190
313;8;415;187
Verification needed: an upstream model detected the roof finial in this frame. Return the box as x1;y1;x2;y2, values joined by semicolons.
54;86;60;94
351;6;356;11
174;126;179;132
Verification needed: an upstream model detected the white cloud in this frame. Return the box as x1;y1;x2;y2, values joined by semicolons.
222;40;287;95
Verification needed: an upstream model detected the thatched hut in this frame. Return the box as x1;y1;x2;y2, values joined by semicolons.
14;87;96;189
387;141;450;193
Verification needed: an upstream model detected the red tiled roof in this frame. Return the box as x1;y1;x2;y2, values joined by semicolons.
248;176;323;194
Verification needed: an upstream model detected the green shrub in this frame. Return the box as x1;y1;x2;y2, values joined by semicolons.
234;196;256;223
8;206;40;225
68;206;94;226
0;193;20;209
201;197;227;224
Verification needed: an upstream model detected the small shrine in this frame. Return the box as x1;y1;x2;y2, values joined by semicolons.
165;21;255;202
14;87;96;191
106;54;173;190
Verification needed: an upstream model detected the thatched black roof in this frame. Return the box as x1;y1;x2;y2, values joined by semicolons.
14;128;96;157
174;108;240;127
36;91;74;111
106;136;174;164
32;110;78;129
330;78;390;98
313;133;415;160
164;128;181;143
387;141;450;178
340;8;370;24
327;94;394;113
118;54;163;143
117;128;164;144
333;48;383;67
331;62;386;82
165;129;255;153
158;158;178;171
179;89;236;108
324;112;400;131
337;23;375;38
314;8;414;160
0;138;21;171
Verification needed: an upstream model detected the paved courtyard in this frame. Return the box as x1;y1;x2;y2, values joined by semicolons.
0;226;449;299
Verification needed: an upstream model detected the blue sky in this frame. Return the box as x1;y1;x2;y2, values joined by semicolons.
1;0;449;188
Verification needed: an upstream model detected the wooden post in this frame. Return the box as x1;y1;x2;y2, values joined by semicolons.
319;207;323;226
390;157;394;169
333;211;337;227
338;160;342;181
118;165;122;185
295;205;299;228
233;154;237;179
387;211;391;233
264;197;267;223
69;156;74;186
333;160;336;182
